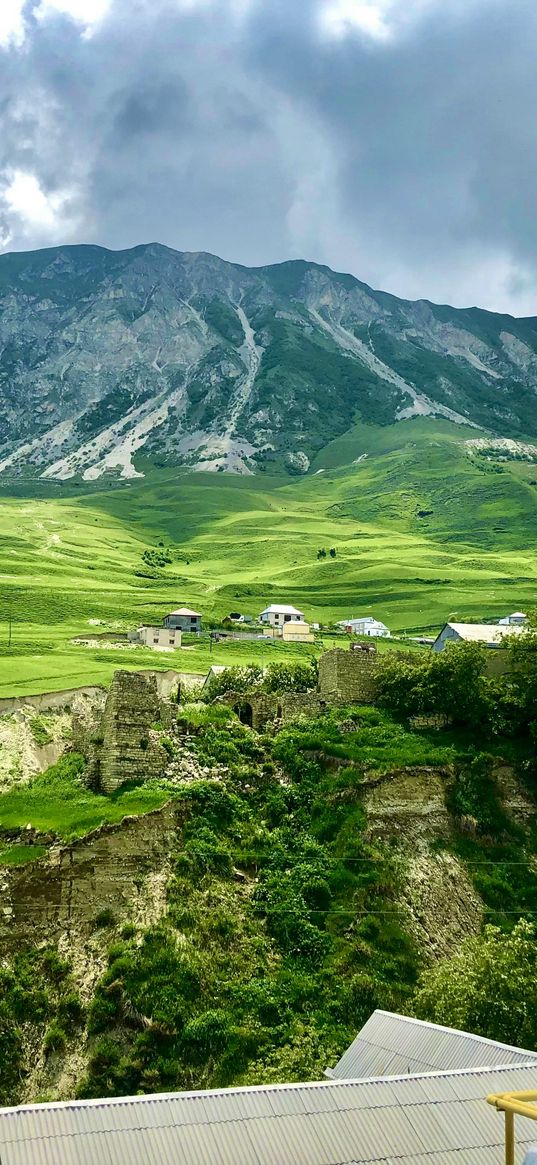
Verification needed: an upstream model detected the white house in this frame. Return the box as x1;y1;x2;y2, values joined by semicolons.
498;611;528;626
130;625;182;650
337;616;390;638
259;604;304;628
432;621;526;652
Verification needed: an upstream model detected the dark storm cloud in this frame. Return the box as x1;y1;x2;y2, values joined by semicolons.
1;0;537;312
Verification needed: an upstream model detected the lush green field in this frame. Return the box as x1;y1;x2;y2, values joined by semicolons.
1;417;536;695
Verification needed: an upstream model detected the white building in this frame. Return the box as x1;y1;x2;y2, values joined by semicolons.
130;625;182;650
337;616;390;638
432;621;526;652
498;611;528;626
259;604;304;628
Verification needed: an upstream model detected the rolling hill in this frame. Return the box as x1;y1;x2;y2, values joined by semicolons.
1;417;536;695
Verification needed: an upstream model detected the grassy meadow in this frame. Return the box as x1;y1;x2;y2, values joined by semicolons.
1;416;536;696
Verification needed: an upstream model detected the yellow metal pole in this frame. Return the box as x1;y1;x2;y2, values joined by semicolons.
505;1109;515;1165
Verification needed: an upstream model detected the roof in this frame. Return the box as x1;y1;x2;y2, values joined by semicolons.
338;617;389;629
499;612;527;623
283;620;310;629
328;1010;537;1080
2;1063;537;1165
438;622;526;644
260;604;304;616
167;608;202;617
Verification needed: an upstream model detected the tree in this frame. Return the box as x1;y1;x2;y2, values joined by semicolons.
414;919;537;1048
329;548;336;558
376;641;489;725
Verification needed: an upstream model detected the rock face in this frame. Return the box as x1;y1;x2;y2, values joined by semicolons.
2;243;537;480
0;803;178;949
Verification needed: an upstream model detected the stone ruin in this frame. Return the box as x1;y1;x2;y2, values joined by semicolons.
83;670;172;794
78;647;393;791
217;645;386;731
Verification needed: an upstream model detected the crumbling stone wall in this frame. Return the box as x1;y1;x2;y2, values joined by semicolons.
217;691;323;731
318;648;380;704
96;671;168;793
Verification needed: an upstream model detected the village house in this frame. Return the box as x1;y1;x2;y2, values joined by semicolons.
163;607;202;632
337;616;391;638
259;603;305;628
282;620;314;643
132;625;182;650
432;621;526;652
498;611;528;625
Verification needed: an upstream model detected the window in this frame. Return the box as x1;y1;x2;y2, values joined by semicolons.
284;614;291;622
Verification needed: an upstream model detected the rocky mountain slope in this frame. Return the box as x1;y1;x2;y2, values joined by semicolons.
1;243;537;480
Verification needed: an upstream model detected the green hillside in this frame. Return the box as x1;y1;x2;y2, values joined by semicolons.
0;418;536;695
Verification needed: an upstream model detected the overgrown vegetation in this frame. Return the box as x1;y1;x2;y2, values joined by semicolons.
202;659;318;701
0;948;84;1105
3;636;537;1103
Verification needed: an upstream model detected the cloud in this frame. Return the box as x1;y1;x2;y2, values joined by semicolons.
0;0;536;313
0;1;26;48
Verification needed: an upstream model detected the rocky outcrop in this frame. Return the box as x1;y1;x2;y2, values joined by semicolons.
0;802;179;950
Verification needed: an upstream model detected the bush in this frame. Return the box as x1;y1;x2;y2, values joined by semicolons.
29;715;53;746
43;1022;67;1055
92;908;116;930
263;660;318;694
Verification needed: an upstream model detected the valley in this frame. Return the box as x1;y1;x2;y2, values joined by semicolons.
0;417;536;697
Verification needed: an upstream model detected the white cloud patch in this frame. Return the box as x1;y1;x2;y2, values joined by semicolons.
33;0;111;34
0;0;26;48
2;170;75;239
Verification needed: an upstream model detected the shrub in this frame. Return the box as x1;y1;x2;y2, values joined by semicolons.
43;1022;67;1055
29;715;53;746
92;908;116;930
263;660;318;694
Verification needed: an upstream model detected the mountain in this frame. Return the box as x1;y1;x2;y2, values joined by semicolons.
1;242;537;481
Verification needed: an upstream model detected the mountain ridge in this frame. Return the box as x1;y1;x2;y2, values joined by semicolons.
1;242;537;481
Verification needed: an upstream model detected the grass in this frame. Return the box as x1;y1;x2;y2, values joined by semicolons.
0;416;536;695
0;844;47;866
0;755;170;842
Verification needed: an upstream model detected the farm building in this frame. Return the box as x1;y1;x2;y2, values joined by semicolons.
337;616;390;638
163;607;202;632
432;622;526;652
259;604;305;628
282;620;314;642
498;611;528;626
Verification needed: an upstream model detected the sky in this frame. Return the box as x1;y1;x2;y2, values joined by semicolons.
1;0;537;314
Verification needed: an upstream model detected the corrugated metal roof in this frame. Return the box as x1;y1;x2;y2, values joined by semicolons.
2;1063;537;1165
442;623;525;643
328;1010;537;1080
